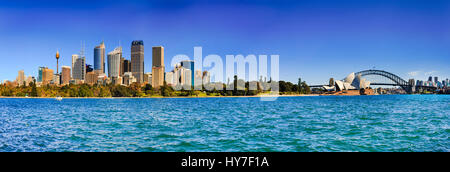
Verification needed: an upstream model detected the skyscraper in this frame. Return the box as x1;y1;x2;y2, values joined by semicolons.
108;47;122;78
123;59;131;74
131;40;144;83
72;54;79;77
434;77;438;84
94;41;105;74
61;66;71;85
152;46;164;88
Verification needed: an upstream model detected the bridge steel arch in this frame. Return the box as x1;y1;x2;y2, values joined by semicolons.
354;69;412;93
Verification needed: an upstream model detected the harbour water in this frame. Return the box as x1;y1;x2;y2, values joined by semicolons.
0;95;448;152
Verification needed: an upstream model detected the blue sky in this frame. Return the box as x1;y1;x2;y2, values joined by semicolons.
0;0;449;84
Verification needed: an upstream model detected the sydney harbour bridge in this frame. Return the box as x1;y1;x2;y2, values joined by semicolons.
311;69;437;94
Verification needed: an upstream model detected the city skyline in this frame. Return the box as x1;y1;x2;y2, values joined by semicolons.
0;0;449;84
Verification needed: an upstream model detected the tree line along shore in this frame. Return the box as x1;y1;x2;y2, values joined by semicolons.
0;78;311;98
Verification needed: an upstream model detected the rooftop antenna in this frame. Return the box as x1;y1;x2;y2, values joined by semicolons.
80;41;85;57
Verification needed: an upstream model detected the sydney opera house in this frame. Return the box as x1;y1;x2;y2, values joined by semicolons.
323;72;374;95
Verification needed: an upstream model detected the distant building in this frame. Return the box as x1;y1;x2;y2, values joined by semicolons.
408;79;415;86
61;66;71;85
42;68;54;85
131;40;144;83
94;41;106;74
434;77;438;84
428;76;433;82
111;76;122;85
152;46;164;88
107;47;122;78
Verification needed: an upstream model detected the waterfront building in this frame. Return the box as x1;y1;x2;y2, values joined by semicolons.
17;70;25;86
131;40;144;83
107;47;122;78
144;72;152;84
38;67;46;82
428;76;433;82
61;66;71;85
85;72;99;85
323;72;371;92
93;41;106;74
97;73;108;85
123;59;132;75
55;50;60;74
71;54;79;77
72;56;86;81
123;72;136;86
181;60;194;87
152;46;164;88
434;77;438;84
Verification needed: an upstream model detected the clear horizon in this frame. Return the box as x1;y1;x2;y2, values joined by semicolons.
0;0;449;84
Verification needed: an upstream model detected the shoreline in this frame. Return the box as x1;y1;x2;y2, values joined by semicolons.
0;94;320;99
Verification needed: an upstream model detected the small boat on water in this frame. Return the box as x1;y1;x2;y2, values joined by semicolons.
55;96;63;101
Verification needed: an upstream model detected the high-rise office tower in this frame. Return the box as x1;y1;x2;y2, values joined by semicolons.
131;40;144;83
152;46;164;88
434;77;438;84
108;47;122;78
72;54;79;77
123;59;132;74
42;68;54;84
61;66;71;85
38;67;45;82
73;57;86;81
181;60;194;87
428;76;433;82
94;41;105;74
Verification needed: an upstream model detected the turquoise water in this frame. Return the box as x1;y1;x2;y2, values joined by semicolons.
0;95;448;152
